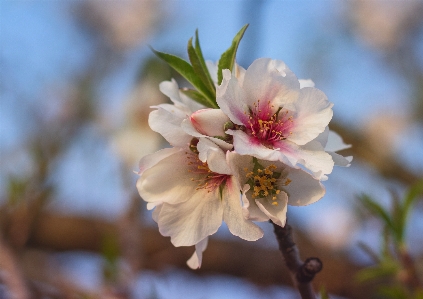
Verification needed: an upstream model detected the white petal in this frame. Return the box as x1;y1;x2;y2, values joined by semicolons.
222;177;264;241
233;63;246;85
216;69;250;125
137;147;182;175
137;150;200;206
241;185;269;222
284;168;326;206
156;190;223;247
148;108;192;147
159;79;204;112
286;87;333;145
313;126;329;148
299;79;315;88
226;152;279;222
151;204;162;221
242;58;300;107
255;192;288;227
276;140;335;179
197;139;232;175
325;130;351;152
329;152;353;167
190;109;230;137
187;237;209;269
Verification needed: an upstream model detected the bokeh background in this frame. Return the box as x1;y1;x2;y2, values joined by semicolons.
1;1;423;298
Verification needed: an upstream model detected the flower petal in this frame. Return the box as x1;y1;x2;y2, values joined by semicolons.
216;69;250;125
190;109;230;137
137;150;201;207
156;190;223;247
242;58;300;108
276;139;335;179
241;184;269;222
299;79;315;88
186;237;209;269
329;152;353;167
325;130;351;152
137;147;182;175
286;87;333;145
197;138;232;174
159;79;204;112
222;177;264;241
255;191;288;227
148;107;191;148
284;168;326;206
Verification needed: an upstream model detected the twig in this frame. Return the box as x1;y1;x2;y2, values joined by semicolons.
271;220;322;299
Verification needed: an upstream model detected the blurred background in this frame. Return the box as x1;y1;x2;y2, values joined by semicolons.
1;1;423;298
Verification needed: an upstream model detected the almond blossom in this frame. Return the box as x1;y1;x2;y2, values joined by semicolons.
216;58;335;179
136;139;263;269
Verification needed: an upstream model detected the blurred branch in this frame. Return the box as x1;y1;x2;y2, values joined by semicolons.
18;210;380;299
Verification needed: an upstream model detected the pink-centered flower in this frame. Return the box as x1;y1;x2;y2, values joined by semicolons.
216;58;335;179
136;139;263;269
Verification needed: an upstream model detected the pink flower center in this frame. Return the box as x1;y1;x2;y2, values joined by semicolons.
185;152;229;193
245;100;294;147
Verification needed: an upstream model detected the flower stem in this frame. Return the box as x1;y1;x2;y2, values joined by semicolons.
271;220;322;299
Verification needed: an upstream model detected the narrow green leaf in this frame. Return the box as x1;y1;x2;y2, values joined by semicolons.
359;194;395;231
403;179;423;220
194;30;216;93
151;47;215;107
181;88;218;108
396;180;423;244
356;261;398;283
187;37;216;101
217;24;249;85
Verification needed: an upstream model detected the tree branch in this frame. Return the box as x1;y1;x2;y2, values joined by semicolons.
18;210;380;298
271;221;322;299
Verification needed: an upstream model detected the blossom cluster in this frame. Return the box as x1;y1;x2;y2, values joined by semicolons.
136;28;351;269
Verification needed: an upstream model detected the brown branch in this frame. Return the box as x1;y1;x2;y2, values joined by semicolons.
271;221;322;299
17;210;381;299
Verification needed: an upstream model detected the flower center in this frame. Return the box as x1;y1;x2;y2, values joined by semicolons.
246;100;293;146
186;140;229;194
244;159;291;206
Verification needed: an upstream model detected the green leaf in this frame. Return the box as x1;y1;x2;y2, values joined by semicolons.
356;260;398;283
359;194;395;232
402;179;423;223
394;180;422;244
189;31;216;95
217;24;249;85
181;88;218;108
151;47;216;107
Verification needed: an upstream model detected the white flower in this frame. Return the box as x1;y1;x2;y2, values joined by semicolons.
136;139;263;268
150;79;233;151
228;152;326;227
216;58;335;179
